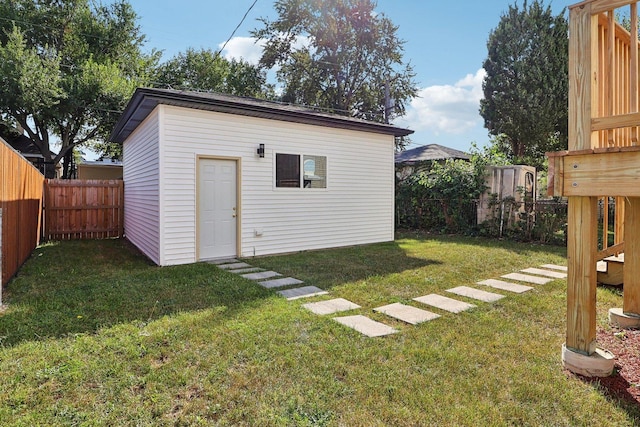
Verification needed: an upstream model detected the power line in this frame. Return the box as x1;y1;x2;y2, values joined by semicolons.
215;0;259;59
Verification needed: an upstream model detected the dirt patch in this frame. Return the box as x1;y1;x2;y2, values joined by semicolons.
574;327;640;406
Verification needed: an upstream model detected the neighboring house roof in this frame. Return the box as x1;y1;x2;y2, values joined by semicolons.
80;158;123;167
110;88;414;143
395;144;470;164
0;131;45;159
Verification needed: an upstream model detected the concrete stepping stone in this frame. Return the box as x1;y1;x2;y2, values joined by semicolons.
258;277;304;289
333;315;398;337
241;271;281;281
303;298;361;315
413;294;476;313
206;258;239;265
374;303;440;325
217;262;253;270
446;286;505;302
229;267;263;274
521;267;567;279
477;279;533;294
277;286;329;301
501;272;552;285
540;264;567;272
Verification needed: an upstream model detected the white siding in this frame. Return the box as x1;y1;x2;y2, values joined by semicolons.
123;108;161;264
159;105;394;264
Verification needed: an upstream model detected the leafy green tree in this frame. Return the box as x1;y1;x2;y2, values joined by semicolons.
480;0;568;168
153;48;274;98
0;0;158;177
252;0;417;128
396;152;489;232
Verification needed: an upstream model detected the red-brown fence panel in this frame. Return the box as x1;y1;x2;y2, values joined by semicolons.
44;179;124;240
0;138;44;288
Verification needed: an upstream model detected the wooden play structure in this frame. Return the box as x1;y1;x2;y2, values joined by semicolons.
548;0;640;376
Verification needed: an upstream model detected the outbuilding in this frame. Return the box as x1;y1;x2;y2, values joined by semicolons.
110;88;413;266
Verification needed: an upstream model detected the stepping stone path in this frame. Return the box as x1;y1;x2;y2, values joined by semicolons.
374;303;440;325
209;258;569;338
241;271;281;281
229;267;263;274
303;298;361;315
540;264;568;272
278;286;328;301
259;277;304;289
217;262;252;270
207;258;239;265
413;294;476;313
477;279;533;294
446;286;505;302
333;315;398;337
501;272;553;285
520;267;567;279
210;258;324;300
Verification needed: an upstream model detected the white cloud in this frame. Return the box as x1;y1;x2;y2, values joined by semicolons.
219;37;265;65
398;68;486;136
219;35;312;66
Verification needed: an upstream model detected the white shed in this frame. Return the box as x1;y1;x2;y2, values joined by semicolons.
110;88;413;266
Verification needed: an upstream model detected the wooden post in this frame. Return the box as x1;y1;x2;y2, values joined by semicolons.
0;208;3;307
631;3;638;145
623;197;640;315
610;196;640;328
562;2;615;376
566;196;598;355
566;3;597;355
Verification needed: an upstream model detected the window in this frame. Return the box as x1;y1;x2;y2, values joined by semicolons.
276;153;300;187
303;155;326;188
276;153;326;189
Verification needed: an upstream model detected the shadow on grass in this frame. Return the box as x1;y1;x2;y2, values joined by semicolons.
0;239;272;348
396;230;568;257
579;374;640;423
247;239;441;291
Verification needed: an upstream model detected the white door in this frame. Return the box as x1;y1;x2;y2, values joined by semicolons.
198;158;237;260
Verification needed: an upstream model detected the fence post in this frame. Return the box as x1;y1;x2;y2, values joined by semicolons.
0;207;3;306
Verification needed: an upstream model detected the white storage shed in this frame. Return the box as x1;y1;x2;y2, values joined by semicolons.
110;88;413;266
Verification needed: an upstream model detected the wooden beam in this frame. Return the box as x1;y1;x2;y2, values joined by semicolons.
560;150;640;197
596;241;624;260
566;196;598;355
631;3;638;144
591;0;638;15
624;197;640;314
569;3;599;151
607;10;615;146
592;112;640;131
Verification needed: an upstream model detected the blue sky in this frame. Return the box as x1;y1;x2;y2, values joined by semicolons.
130;0;575;153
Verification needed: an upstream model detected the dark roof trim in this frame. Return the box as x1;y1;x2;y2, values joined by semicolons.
395;143;470;164
110;88;414;143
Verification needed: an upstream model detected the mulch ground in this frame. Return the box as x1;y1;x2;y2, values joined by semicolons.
573;326;640;406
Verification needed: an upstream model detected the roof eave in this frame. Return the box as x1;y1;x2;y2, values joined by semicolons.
110;88;414;143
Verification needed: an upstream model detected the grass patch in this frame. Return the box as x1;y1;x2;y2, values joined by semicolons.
0;234;638;426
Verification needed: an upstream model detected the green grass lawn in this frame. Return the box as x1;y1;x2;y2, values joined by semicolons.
0;234;637;426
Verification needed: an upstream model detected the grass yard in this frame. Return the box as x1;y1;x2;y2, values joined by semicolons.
0;233;638;426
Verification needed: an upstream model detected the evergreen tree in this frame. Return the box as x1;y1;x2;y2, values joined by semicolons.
480;0;568;168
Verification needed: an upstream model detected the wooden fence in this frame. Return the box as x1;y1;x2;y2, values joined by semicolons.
1;138;45;288
44;179;124;240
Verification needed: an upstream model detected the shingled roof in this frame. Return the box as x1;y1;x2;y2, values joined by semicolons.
395;144;470;164
111;88;414;143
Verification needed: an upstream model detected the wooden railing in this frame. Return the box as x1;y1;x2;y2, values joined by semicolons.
43;179;124;240
0;138;44;288
549;2;640;250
